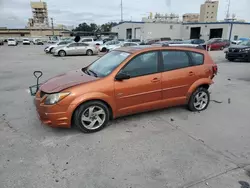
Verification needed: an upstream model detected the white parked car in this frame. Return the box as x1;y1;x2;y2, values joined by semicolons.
23;38;31;45
80;38;103;45
44;41;72;53
110;42;140;51
53;42;99;57
99;40;123;52
7;38;17;46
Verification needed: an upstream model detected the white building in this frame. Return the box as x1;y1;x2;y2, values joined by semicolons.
111;21;250;41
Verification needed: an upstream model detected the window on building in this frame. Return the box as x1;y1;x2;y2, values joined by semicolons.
212;5;214;8
121;51;158;78
207;12;209;14
186;26;189;30
208;5;210;7
207;16;209;18
20;34;25;36
162;51;190;71
211;16;213;18
170;25;173;29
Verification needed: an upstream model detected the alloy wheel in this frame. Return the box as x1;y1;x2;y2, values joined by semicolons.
193;91;209;111
81;106;106;130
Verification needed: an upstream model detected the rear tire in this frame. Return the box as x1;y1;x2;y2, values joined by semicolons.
102;47;107;52
86;49;93;56
188;87;210;112
228;58;235;62
59;50;66;57
74;101;110;133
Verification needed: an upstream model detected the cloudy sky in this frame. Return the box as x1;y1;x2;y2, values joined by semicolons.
0;0;249;28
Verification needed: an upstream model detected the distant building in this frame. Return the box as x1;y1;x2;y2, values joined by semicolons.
112;21;250;41
27;1;49;29
199;0;219;22
183;13;200;23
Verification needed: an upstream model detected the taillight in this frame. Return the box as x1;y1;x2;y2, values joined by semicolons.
212;65;218;75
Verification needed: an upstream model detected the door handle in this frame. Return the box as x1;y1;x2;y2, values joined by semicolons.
151;78;160;83
189;71;195;76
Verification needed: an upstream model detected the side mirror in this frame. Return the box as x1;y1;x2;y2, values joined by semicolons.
115;72;130;81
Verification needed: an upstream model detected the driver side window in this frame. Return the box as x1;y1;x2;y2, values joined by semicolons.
121;51;158;78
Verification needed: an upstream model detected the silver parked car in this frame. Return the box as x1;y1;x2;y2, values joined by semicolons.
54;42;98;57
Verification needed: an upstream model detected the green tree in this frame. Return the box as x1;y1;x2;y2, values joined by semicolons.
73;22;118;32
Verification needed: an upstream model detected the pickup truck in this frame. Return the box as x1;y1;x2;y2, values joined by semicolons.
80;38;103;45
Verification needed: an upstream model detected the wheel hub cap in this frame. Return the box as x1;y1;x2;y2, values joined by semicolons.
81;106;106;130
194;91;208;111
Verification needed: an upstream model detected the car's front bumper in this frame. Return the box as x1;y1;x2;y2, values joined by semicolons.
35;94;74;128
226;52;249;59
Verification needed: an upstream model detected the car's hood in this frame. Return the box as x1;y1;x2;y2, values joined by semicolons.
229;45;249;49
46;44;58;48
40;69;98;93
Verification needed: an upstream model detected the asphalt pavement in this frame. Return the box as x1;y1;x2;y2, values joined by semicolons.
0;45;250;188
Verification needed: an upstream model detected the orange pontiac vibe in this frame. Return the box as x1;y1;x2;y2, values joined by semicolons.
35;46;217;133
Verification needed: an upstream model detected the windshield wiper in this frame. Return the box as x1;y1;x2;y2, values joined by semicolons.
88;69;98;77
82;68;90;75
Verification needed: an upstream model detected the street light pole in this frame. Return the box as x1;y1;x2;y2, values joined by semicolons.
51;18;54;36
121;0;123;22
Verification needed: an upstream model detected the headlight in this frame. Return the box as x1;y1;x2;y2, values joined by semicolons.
241;48;250;52
44;92;70;105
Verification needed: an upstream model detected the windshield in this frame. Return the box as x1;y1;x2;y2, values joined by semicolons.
105;41;113;45
8;39;14;41
239;40;250;46
87;51;130;77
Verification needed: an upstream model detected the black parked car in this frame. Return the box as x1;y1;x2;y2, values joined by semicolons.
225;40;250;62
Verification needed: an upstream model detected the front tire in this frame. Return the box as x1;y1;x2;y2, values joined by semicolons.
74;101;110;133
228;58;235;62
59;50;66;57
188;87;210;112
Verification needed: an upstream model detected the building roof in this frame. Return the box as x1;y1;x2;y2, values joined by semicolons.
183;21;250;25
114;21;250;28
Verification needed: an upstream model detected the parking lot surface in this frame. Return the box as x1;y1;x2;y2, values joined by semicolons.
0;45;250;188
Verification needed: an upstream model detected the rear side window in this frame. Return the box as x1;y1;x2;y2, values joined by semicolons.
190;52;204;66
162;51;190;71
82;39;92;42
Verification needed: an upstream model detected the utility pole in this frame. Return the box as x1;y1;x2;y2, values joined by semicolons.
226;0;231;20
51;17;54;37
121;0;123;22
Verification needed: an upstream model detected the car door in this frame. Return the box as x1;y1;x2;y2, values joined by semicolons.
66;43;78;55
161;50;198;103
114;51;162;115
77;43;88;55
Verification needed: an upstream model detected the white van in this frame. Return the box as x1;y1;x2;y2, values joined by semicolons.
8;38;17;46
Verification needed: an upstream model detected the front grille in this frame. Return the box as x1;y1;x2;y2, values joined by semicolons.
40;91;47;98
229;48;240;53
